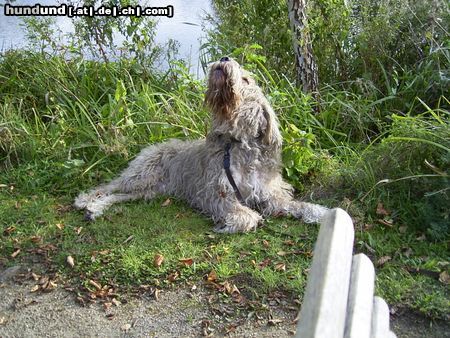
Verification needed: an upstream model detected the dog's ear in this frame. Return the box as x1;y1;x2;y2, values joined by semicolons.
261;104;282;147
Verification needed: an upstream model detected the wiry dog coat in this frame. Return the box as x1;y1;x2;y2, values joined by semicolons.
75;58;328;233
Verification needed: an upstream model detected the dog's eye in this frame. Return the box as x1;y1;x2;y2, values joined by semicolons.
242;77;250;85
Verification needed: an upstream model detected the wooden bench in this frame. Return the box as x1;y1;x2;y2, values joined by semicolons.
295;208;397;338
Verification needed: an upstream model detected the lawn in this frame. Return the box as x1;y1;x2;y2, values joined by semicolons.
0;159;448;319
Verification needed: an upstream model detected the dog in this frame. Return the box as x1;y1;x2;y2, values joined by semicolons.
74;57;328;233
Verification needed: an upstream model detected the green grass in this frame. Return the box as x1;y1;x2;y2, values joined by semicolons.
1;160;448;319
356;223;450;318
0;178;316;292
1;171;448;318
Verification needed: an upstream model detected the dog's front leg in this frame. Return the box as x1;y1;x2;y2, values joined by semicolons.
286;200;329;223
259;185;328;224
263;198;328;224
212;198;263;234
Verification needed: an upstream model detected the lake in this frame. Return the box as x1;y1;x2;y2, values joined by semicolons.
0;0;213;76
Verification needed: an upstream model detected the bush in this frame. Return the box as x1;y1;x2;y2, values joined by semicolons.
343;112;449;239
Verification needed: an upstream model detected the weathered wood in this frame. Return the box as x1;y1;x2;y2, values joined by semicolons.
295;208;397;338
295;208;354;338
371;296;394;338
344;254;375;338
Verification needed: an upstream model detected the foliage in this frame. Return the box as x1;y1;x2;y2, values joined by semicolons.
204;0;293;76
281;123;334;190
0;50;207;190
345;111;449;238
20;0;170;67
207;0;449;113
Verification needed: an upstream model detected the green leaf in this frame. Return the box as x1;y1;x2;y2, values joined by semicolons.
115;80;127;102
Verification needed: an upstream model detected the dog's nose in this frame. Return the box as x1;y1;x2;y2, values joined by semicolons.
220;56;230;62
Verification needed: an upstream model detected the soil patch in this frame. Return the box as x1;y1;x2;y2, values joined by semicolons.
0;266;448;337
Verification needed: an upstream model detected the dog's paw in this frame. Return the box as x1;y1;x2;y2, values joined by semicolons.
257;219;266;228
83;210;95;222
74;193;89;209
213;223;229;233
301;204;329;224
214;209;263;233
213;220;260;234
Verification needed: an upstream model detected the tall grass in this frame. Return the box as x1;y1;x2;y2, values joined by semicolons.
0;50;209;196
0;51;206;164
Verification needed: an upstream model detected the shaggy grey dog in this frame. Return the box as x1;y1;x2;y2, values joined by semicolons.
74;57;328;233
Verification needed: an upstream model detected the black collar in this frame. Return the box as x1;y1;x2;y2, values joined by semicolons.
223;142;245;204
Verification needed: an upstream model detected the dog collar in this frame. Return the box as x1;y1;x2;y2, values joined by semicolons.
223;142;245;205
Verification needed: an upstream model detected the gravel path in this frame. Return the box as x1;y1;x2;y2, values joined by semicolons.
0;266;448;338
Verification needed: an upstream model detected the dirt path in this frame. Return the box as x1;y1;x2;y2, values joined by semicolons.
0;266;448;338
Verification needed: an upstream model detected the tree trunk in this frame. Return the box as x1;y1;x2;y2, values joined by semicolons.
287;0;319;94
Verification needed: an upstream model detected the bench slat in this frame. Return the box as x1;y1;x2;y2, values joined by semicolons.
296;208;355;338
371;296;395;338
344;254;375;338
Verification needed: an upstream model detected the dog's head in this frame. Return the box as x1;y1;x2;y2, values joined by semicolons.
205;57;255;121
205;57;281;147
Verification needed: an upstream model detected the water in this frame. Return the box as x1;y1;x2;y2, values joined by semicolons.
0;0;213;76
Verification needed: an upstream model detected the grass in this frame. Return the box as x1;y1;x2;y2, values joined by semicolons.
357;224;449;319
0;49;449;320
1;165;448;318
0;177;316;293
